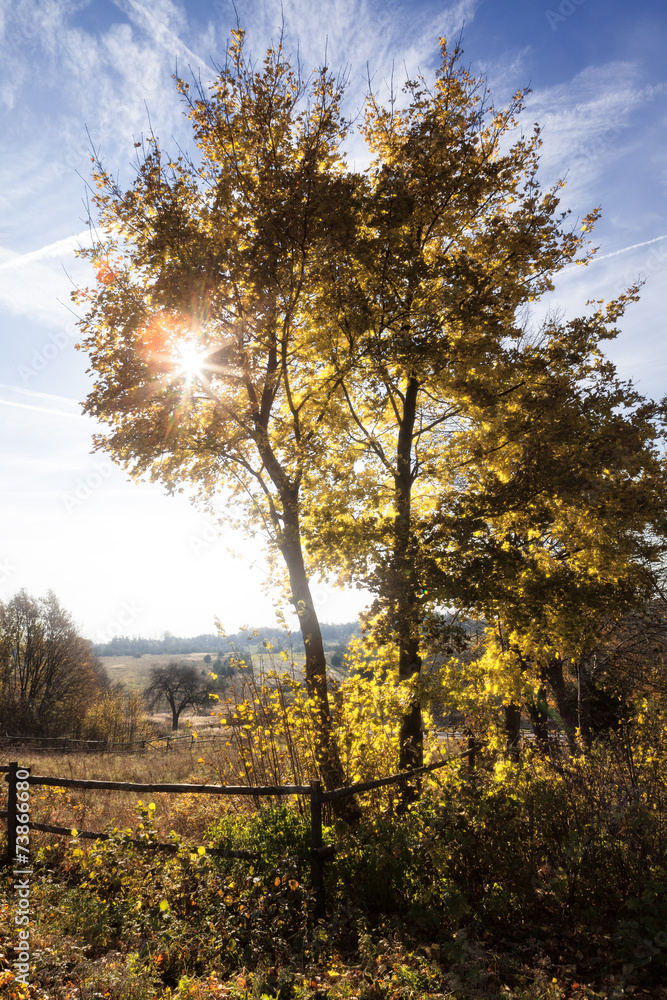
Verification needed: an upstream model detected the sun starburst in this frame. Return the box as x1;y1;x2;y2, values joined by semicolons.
175;341;209;380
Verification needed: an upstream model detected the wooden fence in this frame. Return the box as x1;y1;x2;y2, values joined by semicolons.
0;732;233;754
1;754;466;916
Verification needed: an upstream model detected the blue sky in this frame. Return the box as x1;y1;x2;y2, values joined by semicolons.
0;0;665;642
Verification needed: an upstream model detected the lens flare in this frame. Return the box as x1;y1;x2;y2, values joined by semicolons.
175;341;208;379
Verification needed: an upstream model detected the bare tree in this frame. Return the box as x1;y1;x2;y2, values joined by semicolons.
143;660;215;730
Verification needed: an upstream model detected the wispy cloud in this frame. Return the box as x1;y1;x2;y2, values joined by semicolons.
210;0;481;111
111;0;211;75
526;62;665;196
0;383;86;421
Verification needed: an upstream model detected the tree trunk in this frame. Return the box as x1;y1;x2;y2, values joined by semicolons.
280;499;344;793
504;702;521;754
166;694;179;730
393;377;423;781
526;686;550;750
543;658;578;749
576;656;593;747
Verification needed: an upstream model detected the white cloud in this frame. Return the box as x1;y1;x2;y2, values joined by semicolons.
592;233;667;264
0;250;85;324
0;382;81;405
111;0;209;73
209;0;480;110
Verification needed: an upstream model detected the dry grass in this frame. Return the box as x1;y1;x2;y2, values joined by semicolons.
98;651;219;691
0;745;252;852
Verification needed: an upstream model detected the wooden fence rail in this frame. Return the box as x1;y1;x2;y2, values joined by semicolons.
1;732;236;754
2;752;469;916
1;726;486;756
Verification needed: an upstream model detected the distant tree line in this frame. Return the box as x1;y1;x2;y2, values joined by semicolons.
94;622;359;658
0;590;361;741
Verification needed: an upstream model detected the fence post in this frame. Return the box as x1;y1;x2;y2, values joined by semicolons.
467;732;477;771
310;779;325;919
4;761;18;868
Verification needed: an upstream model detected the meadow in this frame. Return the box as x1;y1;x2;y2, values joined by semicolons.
100;653;214;692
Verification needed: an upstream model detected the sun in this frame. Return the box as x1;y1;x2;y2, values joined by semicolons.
174;341;208;380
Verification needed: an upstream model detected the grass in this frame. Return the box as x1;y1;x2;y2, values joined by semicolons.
99;649;342;693
1;780;666;1000
99;653;223;692
0;747;251;848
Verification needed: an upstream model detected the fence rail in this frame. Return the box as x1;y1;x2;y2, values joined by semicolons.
0;732;234;754
24;776;312;795
2;751;470;915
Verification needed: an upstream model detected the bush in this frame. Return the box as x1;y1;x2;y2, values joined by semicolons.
35;802;316;986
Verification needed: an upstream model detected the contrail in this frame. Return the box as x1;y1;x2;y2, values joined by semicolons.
111;0;211;74
592;233;667;263
559;233;667;278
0;383;81;406
0;231;92;273
0;398;88;421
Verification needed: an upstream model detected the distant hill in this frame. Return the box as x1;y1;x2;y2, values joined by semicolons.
93;621;360;657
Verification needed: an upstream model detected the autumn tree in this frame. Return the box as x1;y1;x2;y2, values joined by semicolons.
75;31;357;788
83;685;148;744
303;41;638;771
420;317;667;748
143;661;215;730
0;589;104;737
75;27;665;783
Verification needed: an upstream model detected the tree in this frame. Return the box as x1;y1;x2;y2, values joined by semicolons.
144;660;215;730
75;30;358;790
76;27;666;786
302;40;644;771
0;589;103;737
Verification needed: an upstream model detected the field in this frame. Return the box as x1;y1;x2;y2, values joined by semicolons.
2;660;667;1000
99;650;346;736
97;647;337;693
